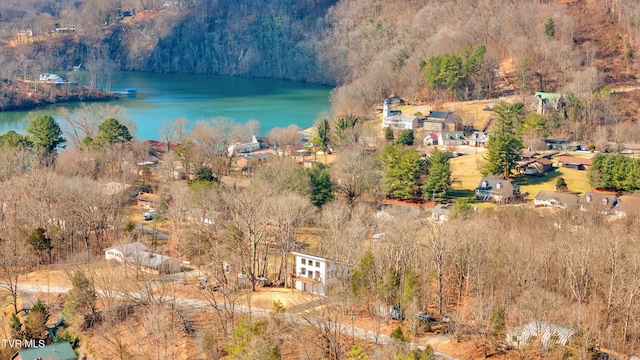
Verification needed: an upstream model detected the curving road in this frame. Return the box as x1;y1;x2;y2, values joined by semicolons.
17;283;457;359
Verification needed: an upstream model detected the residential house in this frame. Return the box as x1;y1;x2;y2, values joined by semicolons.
236;152;276;168
422;132;439;146
11;341;77;360
545;139;568;150
438;131;466;147
521;151;540;161
534;190;579;209
506;320;576;349
579;192;620;215
105;242;148;262
127;251;182;274
617;194;640;217
558;156;592;170
105;242;181;274
136;192;160;209
533;92;564;114
292;252;350;296
228;135;260;156
137;155;159;167
606;142;640;154
475;177;521;203
431;203;453;223
520;158;553;176
39;73;64;83
421;111;461;132
468;131;491;147
381;98;422;130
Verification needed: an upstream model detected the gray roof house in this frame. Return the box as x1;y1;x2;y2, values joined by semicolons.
104;242;181;274
431;203;453;223
579;192;620;215
506;320;576;349
382;99;423;130
475;177;521;203
11;342;77;360
469;131;490;147
438;131;466;147
534;190;579;209
422;111;461;132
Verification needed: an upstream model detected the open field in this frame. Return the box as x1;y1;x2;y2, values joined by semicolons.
449;151;486;192
514;166;591;200
394;99;497;132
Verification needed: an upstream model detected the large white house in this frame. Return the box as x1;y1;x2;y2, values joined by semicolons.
292;252;350;296
381;99;421;130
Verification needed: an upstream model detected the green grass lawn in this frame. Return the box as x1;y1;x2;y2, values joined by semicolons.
514;166;590;200
450;152;485;191
450;152;591;201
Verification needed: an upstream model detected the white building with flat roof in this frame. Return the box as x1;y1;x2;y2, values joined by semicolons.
292;252;350;296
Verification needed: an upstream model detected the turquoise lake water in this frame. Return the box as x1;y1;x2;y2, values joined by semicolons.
0;72;332;140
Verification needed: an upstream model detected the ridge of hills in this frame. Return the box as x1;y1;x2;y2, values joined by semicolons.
0;0;639;125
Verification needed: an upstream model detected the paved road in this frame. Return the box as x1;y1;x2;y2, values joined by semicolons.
18;284;457;359
135;223;169;240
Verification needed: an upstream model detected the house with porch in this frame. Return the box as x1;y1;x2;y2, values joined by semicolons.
291;252;350;296
468;131;491;147
438;131;466;147
534;190;579;209
475;177;521;203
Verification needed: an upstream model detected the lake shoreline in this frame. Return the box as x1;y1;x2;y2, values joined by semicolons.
0;79;117;112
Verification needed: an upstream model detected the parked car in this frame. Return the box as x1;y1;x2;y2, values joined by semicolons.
142;210;155;220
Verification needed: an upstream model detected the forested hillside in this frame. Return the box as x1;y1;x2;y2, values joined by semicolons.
1;0;640;132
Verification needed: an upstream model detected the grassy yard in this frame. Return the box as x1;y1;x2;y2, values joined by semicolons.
450;152;486;191
514;166;591;200
449;152;592;201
